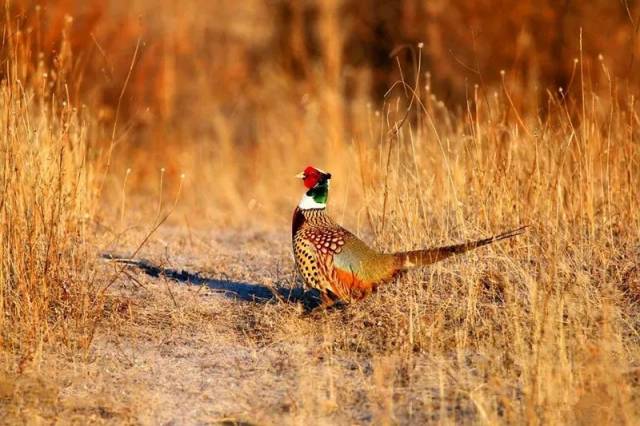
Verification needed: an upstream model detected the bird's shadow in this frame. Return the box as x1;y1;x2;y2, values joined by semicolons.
102;254;323;310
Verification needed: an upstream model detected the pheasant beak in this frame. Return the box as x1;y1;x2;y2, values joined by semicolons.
295;172;305;179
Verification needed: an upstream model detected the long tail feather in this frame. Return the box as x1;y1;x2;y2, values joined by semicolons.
396;225;528;269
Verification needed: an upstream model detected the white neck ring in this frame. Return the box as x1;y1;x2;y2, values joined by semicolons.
298;193;326;209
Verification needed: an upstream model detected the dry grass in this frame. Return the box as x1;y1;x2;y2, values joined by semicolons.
2;1;640;424
0;12;100;364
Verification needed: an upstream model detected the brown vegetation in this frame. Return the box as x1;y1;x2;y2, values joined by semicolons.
1;1;639;423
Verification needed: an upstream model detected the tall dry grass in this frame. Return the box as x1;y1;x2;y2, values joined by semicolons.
1;1;639;424
0;9;101;366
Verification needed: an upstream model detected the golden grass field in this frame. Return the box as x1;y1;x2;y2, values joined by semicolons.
1;1;640;424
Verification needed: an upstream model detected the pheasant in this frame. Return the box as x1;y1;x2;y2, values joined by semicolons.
292;166;526;307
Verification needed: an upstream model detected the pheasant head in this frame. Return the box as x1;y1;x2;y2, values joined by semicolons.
296;166;331;209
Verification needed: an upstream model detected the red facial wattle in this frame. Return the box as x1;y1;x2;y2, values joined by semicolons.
303;170;321;188
301;165;330;189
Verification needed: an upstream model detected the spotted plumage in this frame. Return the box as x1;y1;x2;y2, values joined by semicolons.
292;166;527;307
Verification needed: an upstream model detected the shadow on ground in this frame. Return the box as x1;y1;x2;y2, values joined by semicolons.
101;254;322;309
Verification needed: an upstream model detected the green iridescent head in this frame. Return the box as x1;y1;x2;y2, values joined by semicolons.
296;165;332;209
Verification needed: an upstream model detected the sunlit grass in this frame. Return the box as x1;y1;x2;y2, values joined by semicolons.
1;2;639;424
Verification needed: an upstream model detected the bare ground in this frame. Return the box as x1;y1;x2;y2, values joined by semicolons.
6;226;495;425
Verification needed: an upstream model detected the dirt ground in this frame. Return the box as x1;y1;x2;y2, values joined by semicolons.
19;225;477;425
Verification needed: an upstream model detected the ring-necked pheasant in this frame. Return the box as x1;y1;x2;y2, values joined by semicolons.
292;166;526;307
